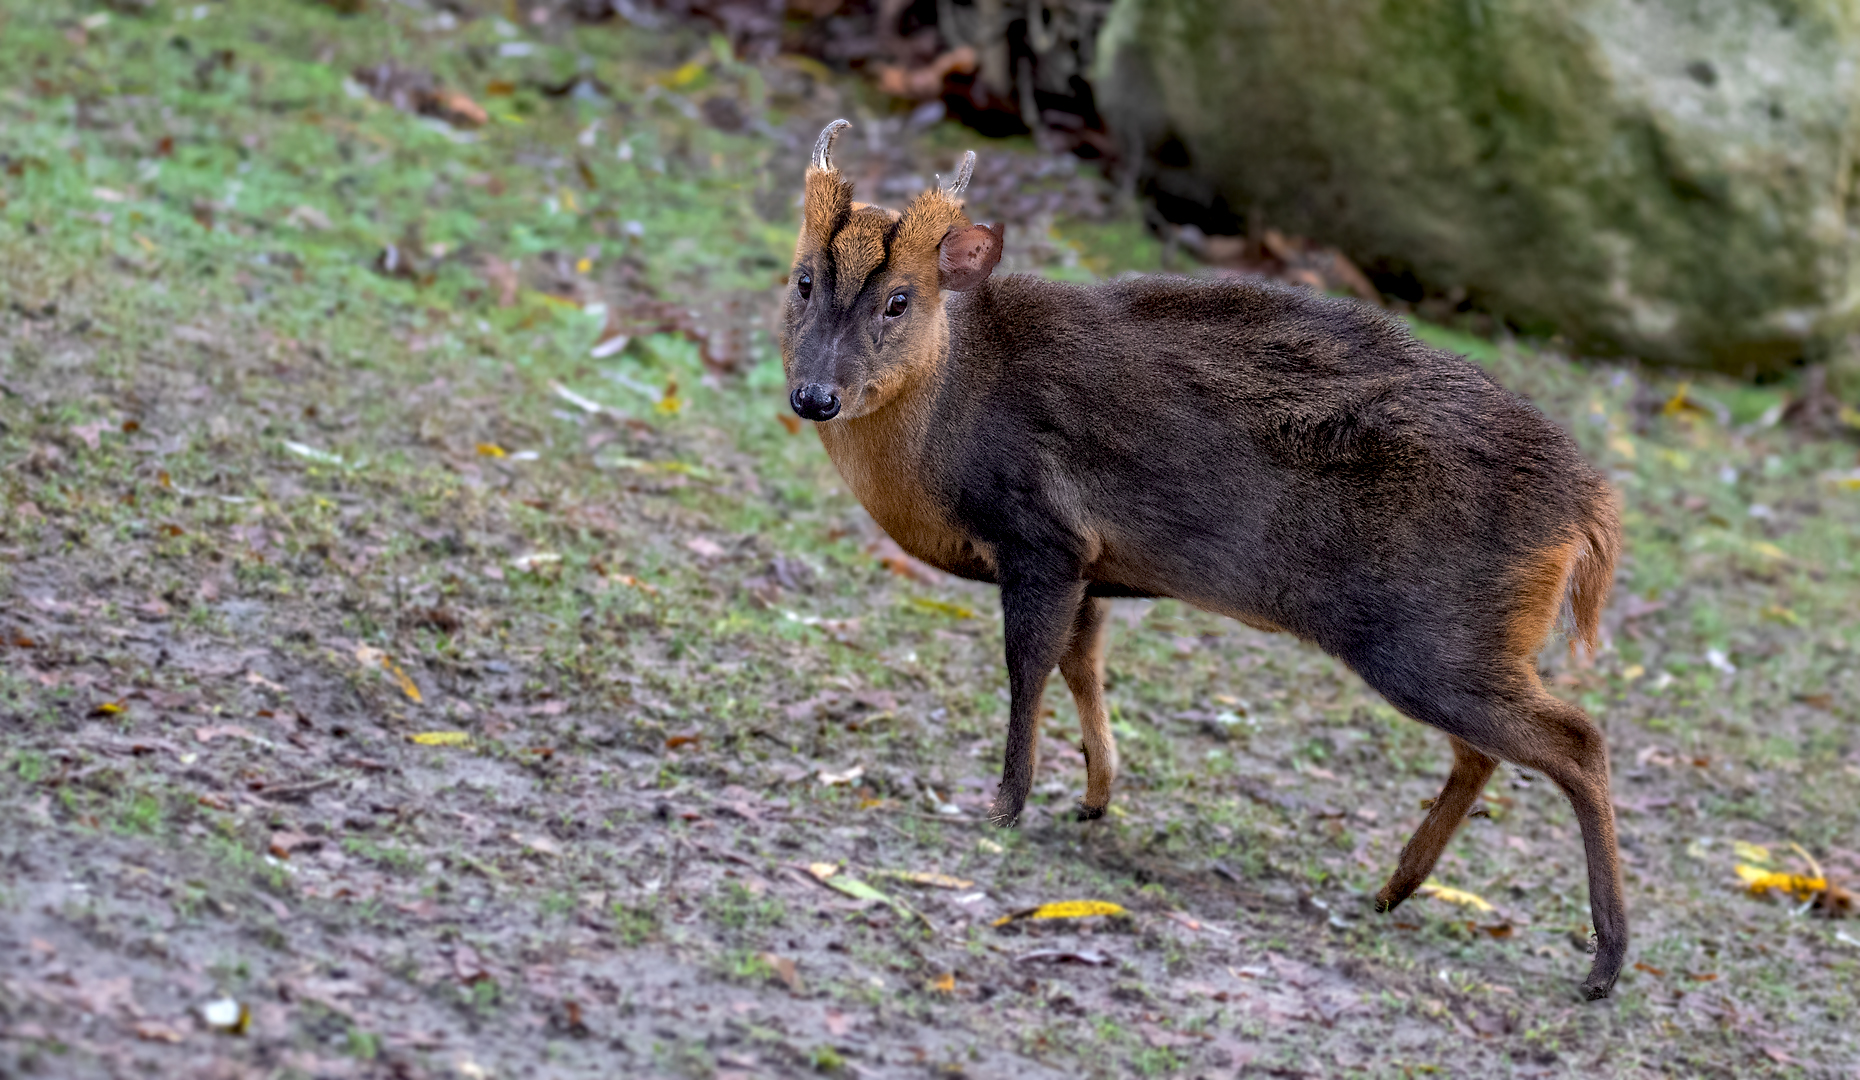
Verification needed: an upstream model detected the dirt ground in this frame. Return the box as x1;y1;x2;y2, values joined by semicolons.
2;3;1858;1079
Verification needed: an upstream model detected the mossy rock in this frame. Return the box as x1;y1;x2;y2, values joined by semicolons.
1095;0;1860;372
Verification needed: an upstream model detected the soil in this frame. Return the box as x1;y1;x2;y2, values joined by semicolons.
2;3;1858;1079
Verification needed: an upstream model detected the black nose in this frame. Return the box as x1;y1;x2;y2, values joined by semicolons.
790;383;841;422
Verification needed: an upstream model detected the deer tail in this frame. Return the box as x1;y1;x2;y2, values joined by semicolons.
1564;484;1622;656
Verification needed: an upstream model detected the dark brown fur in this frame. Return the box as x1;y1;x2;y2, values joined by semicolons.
781;126;1627;1000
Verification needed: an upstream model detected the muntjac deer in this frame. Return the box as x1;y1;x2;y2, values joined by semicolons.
781;120;1626;999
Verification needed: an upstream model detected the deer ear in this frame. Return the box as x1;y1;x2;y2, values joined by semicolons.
938;222;1004;292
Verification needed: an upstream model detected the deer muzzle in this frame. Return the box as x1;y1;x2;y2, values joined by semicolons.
790;383;842;422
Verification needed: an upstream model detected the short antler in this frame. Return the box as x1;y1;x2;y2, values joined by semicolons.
939;150;977;197
811;119;851;172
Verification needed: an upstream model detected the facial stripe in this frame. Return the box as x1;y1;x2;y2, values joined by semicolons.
828;208;898;307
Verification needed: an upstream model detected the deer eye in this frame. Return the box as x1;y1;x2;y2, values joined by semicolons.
884;292;908;318
795;271;812;301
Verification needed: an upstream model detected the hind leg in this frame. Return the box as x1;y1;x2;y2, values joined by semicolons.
1474;693;1627;1000
1355;650;1626;998
1059;596;1117;819
1376;736;1497;912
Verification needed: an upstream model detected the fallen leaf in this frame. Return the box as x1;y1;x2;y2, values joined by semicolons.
907;596;974;619
514;833;562;857
512;552;561;573
410;731;471;747
1015;949;1112;965
285;204;331;231
1415;882;1495;914
1735;864;1826;901
1750;540;1790;562
268;831;320;859
245;670;287;693
611;574;658;595
453;945;490;985
70;421;108;450
803;864;925;923
355;644;422;702
431;89;487;126
759;953;801;991
134;1021;184;1043
90;700;125;716
685;536;726;559
590;333;630;359
1161;910;1233;935
871;870;974;890
550;381;611;414
194;725;258;744
817;765;865;786
929;972;955;993
821;875;896;907
283;440;344;466
476;442;507;457
993;900;1129;927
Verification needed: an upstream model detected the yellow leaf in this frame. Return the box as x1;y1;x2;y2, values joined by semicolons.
476;443;507;458
560;188;578;213
1662;382;1709;418
410;731;470;747
1761;604;1801;626
1751;541;1789;562
1735;864;1825;901
382;657;423;703
669;60;707;87
1607;435;1637;460
1621;664;1645;681
806;862;839;880
612;574;659;596
92;701;125;715
1415;883;1495;913
1733;841;1772;865
575;257;592;274
930;972;955;993
872;870;975;890
907;596;974;619
993;900;1128;926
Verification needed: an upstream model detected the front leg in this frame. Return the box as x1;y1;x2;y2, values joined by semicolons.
988;574;1088;828
1059;595;1117;819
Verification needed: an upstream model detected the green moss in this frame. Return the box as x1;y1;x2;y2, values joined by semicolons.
1098;0;1860;370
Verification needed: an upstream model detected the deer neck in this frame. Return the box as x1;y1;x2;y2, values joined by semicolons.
815;333;982;574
